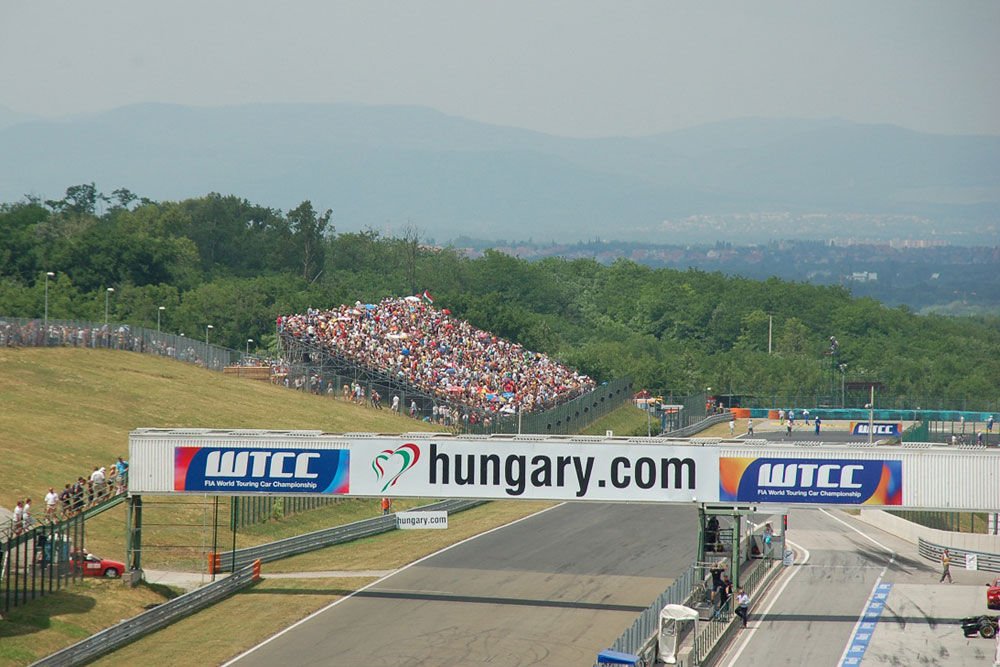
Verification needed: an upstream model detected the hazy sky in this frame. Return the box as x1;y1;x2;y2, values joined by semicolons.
2;1;998;137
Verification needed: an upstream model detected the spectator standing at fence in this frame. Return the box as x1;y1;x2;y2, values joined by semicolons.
59;484;72;518
735;589;750;627
778;409;785;425
940;549;953;583
22;498;32;530
45;487;59;521
410;400;417;418
391;395;400;414
91;466;106;501
116;457;129;493
13;500;24;534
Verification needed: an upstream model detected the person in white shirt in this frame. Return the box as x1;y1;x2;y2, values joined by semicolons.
45;487;59;520
735;589;750;627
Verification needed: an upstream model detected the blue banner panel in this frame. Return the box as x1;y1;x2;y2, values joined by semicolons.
850;422;902;437
720;457;902;505
174;447;350;494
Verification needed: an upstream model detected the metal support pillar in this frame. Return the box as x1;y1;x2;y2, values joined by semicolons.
126;495;143;581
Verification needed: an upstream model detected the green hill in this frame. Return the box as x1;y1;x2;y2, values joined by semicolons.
0;347;436;511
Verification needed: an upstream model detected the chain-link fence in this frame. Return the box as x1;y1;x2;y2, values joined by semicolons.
0;317;238;370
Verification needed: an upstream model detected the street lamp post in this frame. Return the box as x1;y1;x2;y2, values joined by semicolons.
105;287;115;325
157;306;166;333
206;324;213;347
44;271;54;343
839;364;848;408
246;338;253;355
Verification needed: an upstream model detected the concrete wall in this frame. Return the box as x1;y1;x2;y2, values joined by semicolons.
857;510;1000;553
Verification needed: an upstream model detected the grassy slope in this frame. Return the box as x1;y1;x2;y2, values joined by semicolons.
0;346;436;509
0;349;640;666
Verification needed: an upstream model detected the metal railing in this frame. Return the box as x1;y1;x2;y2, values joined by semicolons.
918;538;1000;573
30;559;262;667
664;412;732;438
211;499;484;573
2;513;86;613
601;565;698;662
691;557;778;664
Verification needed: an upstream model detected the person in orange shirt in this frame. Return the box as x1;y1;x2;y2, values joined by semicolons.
381;497;392;516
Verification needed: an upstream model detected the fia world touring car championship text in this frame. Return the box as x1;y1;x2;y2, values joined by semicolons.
202;479;321;491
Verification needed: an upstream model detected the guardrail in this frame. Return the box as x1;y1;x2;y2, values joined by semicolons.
211;498;485;573
30;559;262;667
918;538;1000;573
664;412;732;438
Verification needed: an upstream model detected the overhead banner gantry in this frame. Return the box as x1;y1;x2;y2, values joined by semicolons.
128;429;1000;511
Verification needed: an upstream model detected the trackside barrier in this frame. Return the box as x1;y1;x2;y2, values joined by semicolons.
595;538;785;667
664;412;732;438
30;559;262;667
210;499;484;572
594;565;698;666
690;556;779;665
918;538;1000;573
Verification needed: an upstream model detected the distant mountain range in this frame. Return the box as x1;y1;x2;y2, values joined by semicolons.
1;103;998;244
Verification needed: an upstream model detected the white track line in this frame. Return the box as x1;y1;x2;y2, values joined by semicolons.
221;502;564;666
718;538;810;667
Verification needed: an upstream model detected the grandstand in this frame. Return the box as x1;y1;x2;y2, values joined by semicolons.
278;297;596;430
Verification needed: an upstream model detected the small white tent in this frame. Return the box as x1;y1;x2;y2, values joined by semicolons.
658;604;700;664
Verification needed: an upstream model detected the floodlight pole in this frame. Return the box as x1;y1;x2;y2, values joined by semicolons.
44;271;55;342
868;386;875;444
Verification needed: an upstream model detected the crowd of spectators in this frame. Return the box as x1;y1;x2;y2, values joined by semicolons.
7;458;129;536
277;297;595;415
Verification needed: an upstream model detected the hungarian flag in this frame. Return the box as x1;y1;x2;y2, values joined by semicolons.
422;290;434;304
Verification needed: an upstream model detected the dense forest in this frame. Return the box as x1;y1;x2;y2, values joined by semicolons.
2;185;998;406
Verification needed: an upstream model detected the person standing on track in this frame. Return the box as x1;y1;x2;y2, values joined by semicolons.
747;418;754;436
940;549;953;583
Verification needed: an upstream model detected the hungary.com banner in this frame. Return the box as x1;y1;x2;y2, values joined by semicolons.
353;439;721;502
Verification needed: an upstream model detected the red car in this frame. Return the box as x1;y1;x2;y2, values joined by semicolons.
988;579;1000;611
71;550;125;578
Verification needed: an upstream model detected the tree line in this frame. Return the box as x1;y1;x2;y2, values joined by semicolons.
2;184;998;406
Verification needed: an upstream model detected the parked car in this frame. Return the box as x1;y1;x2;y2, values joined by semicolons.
961;615;998;639
71;550;125;578
987;579;1000;610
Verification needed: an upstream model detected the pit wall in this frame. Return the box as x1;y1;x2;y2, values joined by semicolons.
857;510;1000;552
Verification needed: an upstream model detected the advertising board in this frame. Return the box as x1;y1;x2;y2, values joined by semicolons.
719;457;902;505
850;422;903;437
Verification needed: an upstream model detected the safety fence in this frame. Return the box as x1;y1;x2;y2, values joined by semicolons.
210;498;485;573
918;538;1000;573
30;559;262;667
601;565;698;662
595;538;783;666
737;392;1000;414
1;513;86;613
690;556;778;665
664;412;732;438
231;495;337;530
891;510;992;534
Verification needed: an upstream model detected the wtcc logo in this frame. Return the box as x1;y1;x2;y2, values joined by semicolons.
372;443;421;492
851;422;901;436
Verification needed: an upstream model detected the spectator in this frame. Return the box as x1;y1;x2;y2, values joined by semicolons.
45;487;59;521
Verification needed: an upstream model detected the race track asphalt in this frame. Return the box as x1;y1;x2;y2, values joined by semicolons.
229;502;698;667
